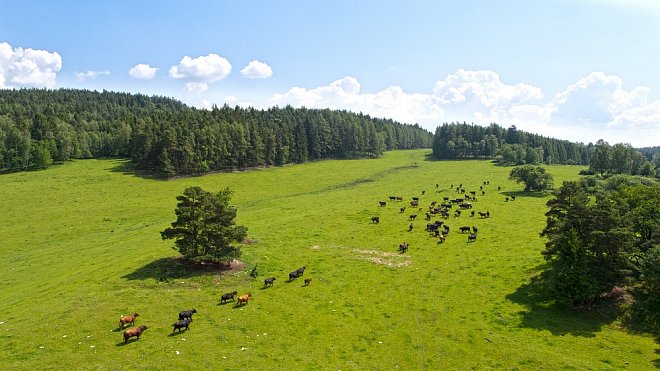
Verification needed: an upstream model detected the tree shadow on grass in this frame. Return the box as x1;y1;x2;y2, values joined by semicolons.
506;275;619;338
501;190;549;198
122;256;236;281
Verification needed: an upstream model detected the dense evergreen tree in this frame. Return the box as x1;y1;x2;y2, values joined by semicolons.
0;89;433;175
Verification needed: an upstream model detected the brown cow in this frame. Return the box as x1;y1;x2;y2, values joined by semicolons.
123;325;148;343
119;313;139;329
237;293;252;305
304;278;312;286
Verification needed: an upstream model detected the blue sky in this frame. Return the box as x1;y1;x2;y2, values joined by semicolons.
1;0;659;146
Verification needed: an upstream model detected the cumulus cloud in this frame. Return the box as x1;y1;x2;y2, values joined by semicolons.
184;82;208;94
240;60;273;79
75;70;110;82
129;64;158;80
169;53;231;83
0;42;62;88
268;76;443;124
264;70;659;146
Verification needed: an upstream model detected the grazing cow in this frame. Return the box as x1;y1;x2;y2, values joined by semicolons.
443;196;449;202
511;195;516;201
482;191;485;196
410;200;419;207
459;202;472;209
436;183;439;188
470;211;475;217
468;233;477;242
119;313;139;329
395;196;403;201
425;213;431;221
389;196;396;201
408;223;414;231
178;309;197;322
379;201;387;207
296;266;306;275
371;216;380;224
237;293;252;305
289;271;300;280
264;277;276;287
412;196;419;202
430;201;437;206
172;319;191;333
498;186;501;191
505;197;509;202
399;207;406;213
480;186;483;190
443;225;450;233
437;235;445;243
399;242;409;253
409;214;417;220
478;211;489;218
304;278;312;286
124;325;148;344
421;190;426;195
470;191;476;196
220;291;238;304
454;210;461;217
472;226;478;233
459;226;471;233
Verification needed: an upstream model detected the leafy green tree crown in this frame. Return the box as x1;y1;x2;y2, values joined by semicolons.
161;186;247;263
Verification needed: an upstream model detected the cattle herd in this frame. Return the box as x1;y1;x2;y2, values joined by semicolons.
119;266;310;344
374;181;506;252
118;181;513;345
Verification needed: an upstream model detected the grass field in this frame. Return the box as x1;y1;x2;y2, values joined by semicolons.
0;149;657;370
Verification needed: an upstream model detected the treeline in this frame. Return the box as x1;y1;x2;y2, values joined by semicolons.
0;89;432;176
540;175;659;331
587;139;657;177
432;122;590;165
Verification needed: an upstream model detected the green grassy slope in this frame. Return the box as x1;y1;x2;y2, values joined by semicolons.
0;150;656;369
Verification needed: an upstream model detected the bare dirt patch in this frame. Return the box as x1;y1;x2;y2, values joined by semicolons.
352;248;411;268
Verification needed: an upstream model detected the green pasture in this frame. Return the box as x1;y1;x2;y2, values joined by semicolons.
0;150;657;369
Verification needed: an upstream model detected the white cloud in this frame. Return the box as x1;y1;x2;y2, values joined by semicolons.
169;53;231;83
184;82;208;94
129;64;158;80
0;42;62;88
264;70;659;147
240;60;272;79
75;70;110;82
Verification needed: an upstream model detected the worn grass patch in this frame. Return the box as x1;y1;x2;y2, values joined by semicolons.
0;150;657;369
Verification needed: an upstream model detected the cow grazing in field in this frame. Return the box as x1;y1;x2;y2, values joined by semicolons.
178;309;197;322
412;196;419;202
389;196;396;201
172;319;191;333
437;235;446;243
454;210;461;217
264;277;276;287
443;196;449;202
421;190;426;195
379;201;387;207
472;226;478;233
395;196;403;201
409;214;417;220
470;191;476;196
124;325;148;343
119;313;139;329
399;242;409;253
505;197;509;202
478;211;490;218
511;195;516;201
399;207;406;213
459;202;472;209
459;226;471;233
371;216;380;224
408;223;414;231
304;278;312;286
220;291;238;304
410;200;419;207
289;266;306;280
482;191;485;196
237;293;252;305
470;211;475;217
468;233;477;242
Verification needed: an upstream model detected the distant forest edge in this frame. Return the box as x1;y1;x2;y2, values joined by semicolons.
432;122;659;176
1;89;658;177
0;89;432;176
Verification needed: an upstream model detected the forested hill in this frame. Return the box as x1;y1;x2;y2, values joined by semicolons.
0;88;432;176
432;122;590;165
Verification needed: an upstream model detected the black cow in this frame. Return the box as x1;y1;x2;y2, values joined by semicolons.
468;233;477;242
371;216;380;224
399;242;409;253
389;196;396;201
511;195;516;201
264;277;276;287
412;196;419;201
173;319;191;333
408;223;414;231
409;214;417;220
379;201;387;207
399;207;406;213
220;291;237;304
178;309;197;321
472;226;478;233
459;226;471;233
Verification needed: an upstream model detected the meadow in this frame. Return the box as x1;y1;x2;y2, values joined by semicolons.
0;149;657;370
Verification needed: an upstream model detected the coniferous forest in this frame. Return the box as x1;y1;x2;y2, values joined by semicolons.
0;89;433;176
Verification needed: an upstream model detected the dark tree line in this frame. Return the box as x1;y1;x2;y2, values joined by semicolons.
588;139;658;177
432;122;590;165
0;88;433;176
